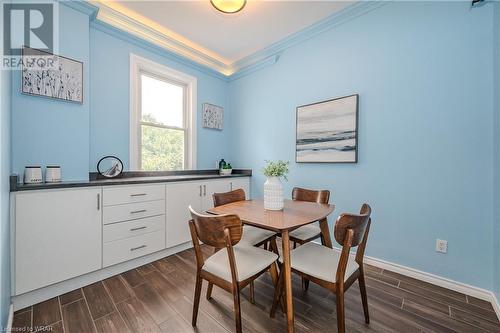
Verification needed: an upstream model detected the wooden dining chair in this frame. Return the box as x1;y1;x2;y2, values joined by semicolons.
289;187;331;248
189;206;279;333
212;189;278;303
271;203;372;333
288;187;330;290
213;189;278;249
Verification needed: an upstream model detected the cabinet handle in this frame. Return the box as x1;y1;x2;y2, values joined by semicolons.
130;193;147;197
130;245;146;251
130;226;147;231
199;185;202;197
230;182;233;191
203;185;206;196
130;209;147;214
97;193;100;210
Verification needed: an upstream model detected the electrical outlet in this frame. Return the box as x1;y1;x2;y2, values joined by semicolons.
436;239;448;253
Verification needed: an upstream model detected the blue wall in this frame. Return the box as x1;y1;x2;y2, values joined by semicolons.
0;39;12;330
6;0;499;293
11;4;91;181
494;1;500;300
89;26;229;171
10;3;230;181
228;2;495;289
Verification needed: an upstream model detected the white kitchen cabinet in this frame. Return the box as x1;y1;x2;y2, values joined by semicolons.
102;199;165;225
14;188;102;295
11;175;251;300
103;229;165;267
165;182;203;248
165;179;237;248
200;179;231;211
103;184;165;206
229;177;251;198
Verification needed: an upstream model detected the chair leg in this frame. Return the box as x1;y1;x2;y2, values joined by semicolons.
336;287;345;333
206;283;214;300
270;268;284;318
249;281;255;304
192;275;202;326
264;242;268;250
270;237;279;255
232;286;242;333
301;278;310;292
359;270;370;324
269;261;279;286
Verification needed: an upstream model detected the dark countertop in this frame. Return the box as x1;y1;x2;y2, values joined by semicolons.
10;169;252;192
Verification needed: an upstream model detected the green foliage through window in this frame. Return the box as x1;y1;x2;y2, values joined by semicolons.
141;124;184;171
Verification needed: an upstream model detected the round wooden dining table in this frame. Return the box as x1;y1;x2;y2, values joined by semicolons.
208;199;335;333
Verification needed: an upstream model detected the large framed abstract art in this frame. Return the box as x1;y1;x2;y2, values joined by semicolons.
296;94;359;163
21;47;83;103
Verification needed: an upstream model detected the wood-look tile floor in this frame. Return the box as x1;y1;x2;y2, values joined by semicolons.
13;246;500;333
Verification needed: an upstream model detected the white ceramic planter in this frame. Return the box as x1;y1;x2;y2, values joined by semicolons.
264;176;284;210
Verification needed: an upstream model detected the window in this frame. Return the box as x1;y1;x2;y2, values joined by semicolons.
130;54;197;171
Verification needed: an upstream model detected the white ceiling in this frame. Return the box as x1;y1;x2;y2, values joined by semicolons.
102;1;353;64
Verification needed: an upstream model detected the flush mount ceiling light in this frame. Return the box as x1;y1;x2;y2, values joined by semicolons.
210;0;246;14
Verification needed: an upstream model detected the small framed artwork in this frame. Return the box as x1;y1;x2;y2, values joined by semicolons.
202;103;223;130
22;46;83;103
296;94;359;163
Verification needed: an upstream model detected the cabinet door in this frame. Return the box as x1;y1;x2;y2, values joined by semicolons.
165;182;202;248
229;177;251;198
201;179;231;211
15;188;102;295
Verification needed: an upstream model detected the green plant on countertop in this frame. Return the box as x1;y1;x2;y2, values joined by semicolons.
223;163;232;169
262;160;289;181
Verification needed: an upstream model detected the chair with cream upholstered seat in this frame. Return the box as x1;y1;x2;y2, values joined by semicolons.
289;187;330;247
288;187;331;290
211;189;278;303
271;203;372;333
213;189;277;247
188;206;279;333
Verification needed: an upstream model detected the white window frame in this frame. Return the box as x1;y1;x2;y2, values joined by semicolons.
130;53;197;171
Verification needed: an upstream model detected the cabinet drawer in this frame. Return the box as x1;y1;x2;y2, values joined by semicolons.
103;215;165;242
103;184;165;206
103;230;165;267
103;200;165;225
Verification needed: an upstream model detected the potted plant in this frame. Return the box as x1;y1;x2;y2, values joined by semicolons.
220;163;233;176
262;160;289;210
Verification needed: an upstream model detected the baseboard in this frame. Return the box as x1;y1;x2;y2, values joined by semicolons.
316;241;500;321
363;255;493;301
492;293;500;323
363;254;500;321
6;304;13;332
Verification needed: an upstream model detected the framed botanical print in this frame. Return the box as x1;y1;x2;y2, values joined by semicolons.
22;46;83;103
202;103;223;130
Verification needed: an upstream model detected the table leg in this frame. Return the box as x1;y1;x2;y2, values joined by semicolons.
281;230;295;333
319;218;333;248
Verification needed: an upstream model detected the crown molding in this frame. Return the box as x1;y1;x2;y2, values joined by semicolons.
228;54;280;82
229;1;387;78
93;1;231;75
90;20;228;81
59;0;98;19
68;1;387;81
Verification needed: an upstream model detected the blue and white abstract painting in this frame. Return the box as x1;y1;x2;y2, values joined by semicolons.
296;94;358;163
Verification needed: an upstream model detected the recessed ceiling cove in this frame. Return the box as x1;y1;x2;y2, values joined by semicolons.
92;1;353;76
